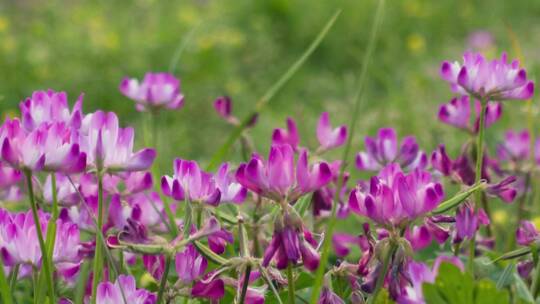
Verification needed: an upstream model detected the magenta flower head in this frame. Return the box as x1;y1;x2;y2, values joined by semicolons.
120;72;184;112
214;162;247;204
316;112;347;151
96;275;156;304
0;209;80;267
516;221;540;246
438;96;501;133
0;161;21;189
454;203;490;243
497;129;530;162
262;214;320;271
161;158;221;205
236;144;332;202
349;164;444;227
272;118;300;150
175;244;225;300
1;120;86;173
213;96;249;127
84;111;156;172
356;128;427;172
441;52;534;100
467;30;495;51
19;89;83;132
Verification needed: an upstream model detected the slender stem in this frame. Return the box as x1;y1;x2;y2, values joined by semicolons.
238;265;252;304
531;247;540;296
156;254;172;304
368;242;397;304
196;205;203;228
0;257;12;304
8;265;18;294
39;173;60;300
310;2;385;303
469;97;487;274
287;262;295;304
32;268;38;304
91;173;104;304
24;170;55;303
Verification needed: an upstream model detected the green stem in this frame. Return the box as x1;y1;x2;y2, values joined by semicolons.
32;268;38;304
469;96;487;274
91;173;104;304
39;173;60;300
8;264;18;294
367;242;397;304
0;257;12;304
531;247;540;296
238;265;252;304
309;1;385;303
24;170;55;303
156;254;172;304
287;262;295;304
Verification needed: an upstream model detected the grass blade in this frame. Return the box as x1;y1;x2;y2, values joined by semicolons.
309;1;386;303
0;258;12;304
206;9;342;171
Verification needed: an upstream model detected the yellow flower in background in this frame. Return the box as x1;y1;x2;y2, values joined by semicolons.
0;17;8;33
533;216;540;229
1;35;16;53
407;33;425;54
225;79;244;96
493;209;508;225
178;6;200;26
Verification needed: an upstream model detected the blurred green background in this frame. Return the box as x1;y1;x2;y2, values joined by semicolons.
1;0;539;174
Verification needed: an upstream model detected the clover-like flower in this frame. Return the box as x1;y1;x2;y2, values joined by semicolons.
441;52;534;100
120;72;184;112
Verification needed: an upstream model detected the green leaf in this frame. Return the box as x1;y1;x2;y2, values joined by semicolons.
513;273;535;303
0;258;12;304
422;262;510;304
265;272;314;304
431;181;486;215
293;194;313;217
496;263;514;290
490;247;531;264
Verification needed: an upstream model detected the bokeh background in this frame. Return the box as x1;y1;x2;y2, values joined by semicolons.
1;0;539;176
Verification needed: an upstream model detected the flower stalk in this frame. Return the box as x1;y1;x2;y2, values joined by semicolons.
24;170;56;303
91;172;104;303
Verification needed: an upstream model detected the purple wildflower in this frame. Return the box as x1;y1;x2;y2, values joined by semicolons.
120;72;184;112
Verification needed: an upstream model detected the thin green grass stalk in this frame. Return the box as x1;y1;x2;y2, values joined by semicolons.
206;10;341;171
169;22;202;74
309;1;385;302
24;170;56;303
287;263;295;304
91;173;104;304
8;265;18;294
0;257;12;304
66;176;128;304
148;111;179;239
38;173;60;301
469;97;487;274
156;254;173;304
74;261;91;304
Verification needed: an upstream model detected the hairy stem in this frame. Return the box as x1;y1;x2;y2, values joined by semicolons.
287;262;295;304
238;265;252;304
156;254;172;304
